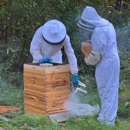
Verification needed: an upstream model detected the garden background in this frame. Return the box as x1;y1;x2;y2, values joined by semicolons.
0;0;130;130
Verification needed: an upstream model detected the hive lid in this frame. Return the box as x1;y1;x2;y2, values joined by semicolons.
26;62;63;66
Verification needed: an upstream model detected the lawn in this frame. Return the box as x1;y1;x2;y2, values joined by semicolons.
0;75;130;130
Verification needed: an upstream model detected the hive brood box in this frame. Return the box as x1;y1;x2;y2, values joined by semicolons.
24;63;70;116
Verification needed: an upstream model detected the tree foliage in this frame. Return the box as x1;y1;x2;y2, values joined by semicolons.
0;0;130;87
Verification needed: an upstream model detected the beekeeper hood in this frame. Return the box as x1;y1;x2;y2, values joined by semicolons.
42;19;66;45
78;6;109;31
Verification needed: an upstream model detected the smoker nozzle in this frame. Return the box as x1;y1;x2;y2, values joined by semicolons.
74;80;87;94
74;87;87;94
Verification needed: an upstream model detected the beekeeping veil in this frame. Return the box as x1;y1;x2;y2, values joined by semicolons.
78;6;109;31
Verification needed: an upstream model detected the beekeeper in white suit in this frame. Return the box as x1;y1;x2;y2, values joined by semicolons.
30;19;79;87
78;6;120;126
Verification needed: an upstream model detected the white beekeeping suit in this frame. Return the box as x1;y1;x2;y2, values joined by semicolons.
78;6;120;126
30;19;78;75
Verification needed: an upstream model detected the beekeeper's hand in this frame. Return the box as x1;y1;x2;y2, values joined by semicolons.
72;74;79;87
40;57;52;63
85;51;101;66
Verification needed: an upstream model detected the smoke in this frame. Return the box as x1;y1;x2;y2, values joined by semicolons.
63;89;100;117
115;23;130;61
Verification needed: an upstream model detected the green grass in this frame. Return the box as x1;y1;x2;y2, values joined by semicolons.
0;77;24;109
0;76;130;130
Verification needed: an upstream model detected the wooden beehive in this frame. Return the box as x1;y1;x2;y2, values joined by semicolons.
24;63;70;116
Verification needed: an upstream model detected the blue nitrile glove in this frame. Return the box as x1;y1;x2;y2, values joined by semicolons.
72;74;79;87
40;57;52;63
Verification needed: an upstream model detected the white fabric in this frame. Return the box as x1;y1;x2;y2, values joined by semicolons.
30;26;78;74
79;6;120;125
84;51;101;66
42;19;66;44
78;6;109;31
32;59;40;63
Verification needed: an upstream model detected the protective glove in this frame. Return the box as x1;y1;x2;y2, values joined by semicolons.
72;74;79;88
40;57;52;63
85;51;101;66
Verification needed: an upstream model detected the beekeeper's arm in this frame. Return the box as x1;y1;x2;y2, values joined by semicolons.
30;27;43;63
85;27;107;65
84;51;102;66
63;35;79;87
81;40;101;66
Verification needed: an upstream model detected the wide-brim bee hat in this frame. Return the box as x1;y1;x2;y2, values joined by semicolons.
42;19;66;45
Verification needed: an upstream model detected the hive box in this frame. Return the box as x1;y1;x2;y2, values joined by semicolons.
24;63;70;116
